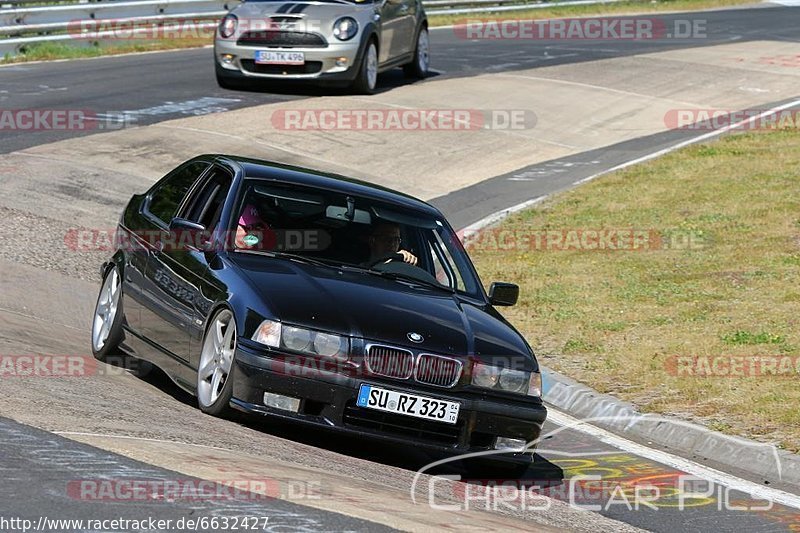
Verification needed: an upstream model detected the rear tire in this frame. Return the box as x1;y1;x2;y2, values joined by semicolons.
197;308;237;416
91;266;124;361
403;26;429;79
352;40;378;94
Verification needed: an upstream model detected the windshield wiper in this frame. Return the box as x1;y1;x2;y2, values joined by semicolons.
236;249;336;269
369;270;456;293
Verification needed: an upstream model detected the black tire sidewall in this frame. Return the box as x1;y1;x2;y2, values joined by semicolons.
404;27;429;79
353;41;378;94
92;266;125;361
197;309;236;417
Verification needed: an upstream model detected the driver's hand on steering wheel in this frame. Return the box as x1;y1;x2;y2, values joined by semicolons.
398;250;418;266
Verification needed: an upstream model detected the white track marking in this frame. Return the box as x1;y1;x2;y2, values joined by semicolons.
462;98;800;233
547;408;800;510
458;197;544;237
574;98;800;185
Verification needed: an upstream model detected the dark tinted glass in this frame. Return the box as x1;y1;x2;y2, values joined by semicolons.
148;162;209;224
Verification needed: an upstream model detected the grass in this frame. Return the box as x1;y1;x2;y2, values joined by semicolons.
1;0;753;64
427;0;754;26
467;127;800;453
1;38;212;64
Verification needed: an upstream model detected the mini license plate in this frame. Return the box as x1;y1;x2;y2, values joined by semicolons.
356;384;460;424
254;51;305;65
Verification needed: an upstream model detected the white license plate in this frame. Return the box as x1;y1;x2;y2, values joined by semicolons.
356;384;460;424
255;51;305;65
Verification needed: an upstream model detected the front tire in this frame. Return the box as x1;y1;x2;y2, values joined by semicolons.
215;63;248;90
403;26;429;79
91;266;124;361
197;308;237;416
352;40;378;94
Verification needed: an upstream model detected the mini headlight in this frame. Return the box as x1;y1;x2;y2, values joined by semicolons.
313;332;345;359
219;14;238;39
252;319;280;347
472;363;500;388
282;326;312;352
333;17;358;41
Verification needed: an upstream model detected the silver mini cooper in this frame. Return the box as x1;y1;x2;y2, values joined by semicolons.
214;0;430;93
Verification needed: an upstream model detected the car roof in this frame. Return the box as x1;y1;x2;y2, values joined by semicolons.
210;154;444;219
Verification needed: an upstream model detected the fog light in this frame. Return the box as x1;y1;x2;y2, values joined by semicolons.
335;57;348;67
494;436;528;452
263;392;300;412
220;54;235;65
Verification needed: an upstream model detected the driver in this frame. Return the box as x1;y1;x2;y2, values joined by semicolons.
367;222;417;266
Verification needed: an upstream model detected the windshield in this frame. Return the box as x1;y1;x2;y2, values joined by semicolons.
245;0;371;3
231;178;483;297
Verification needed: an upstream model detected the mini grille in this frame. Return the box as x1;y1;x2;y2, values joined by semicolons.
237;31;327;48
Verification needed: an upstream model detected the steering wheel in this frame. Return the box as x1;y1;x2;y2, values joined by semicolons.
366;252;404;269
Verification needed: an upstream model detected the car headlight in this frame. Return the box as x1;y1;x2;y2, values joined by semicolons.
251;320;349;361
313;332;345;357
219;14;238;39
252;319;281;347
472;363;500;388
472;363;541;397
283;325;312;352
333;17;358;41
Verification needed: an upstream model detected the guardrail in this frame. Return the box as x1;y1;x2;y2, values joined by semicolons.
0;0;616;58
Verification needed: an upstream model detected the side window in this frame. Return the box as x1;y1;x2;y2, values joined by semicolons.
430;231;464;291
429;243;451;286
147;161;209;225
180;166;233;230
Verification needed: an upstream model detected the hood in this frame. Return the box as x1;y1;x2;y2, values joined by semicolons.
230;254;535;367
232;1;374;26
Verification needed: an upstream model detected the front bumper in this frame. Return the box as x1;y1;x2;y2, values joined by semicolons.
215;38;362;81
231;345;547;464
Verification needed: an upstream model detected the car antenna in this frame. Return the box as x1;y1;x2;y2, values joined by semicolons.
345;196;355;221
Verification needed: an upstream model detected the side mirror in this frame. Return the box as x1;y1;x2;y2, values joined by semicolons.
488;282;519;306
168;217;210;251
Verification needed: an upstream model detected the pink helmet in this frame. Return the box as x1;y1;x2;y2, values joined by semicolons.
238;204;265;228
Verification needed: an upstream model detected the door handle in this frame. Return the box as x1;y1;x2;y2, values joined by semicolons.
154;240;165;255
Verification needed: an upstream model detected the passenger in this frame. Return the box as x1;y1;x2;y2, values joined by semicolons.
235;203;270;249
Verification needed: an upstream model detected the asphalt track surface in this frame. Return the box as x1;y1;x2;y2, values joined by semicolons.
1;5;800;153
0;417;393;532
2;4;800;532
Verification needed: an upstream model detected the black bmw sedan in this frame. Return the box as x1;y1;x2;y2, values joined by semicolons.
92;154;546;473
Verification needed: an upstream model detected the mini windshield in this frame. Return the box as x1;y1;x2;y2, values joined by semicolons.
232;179;484;298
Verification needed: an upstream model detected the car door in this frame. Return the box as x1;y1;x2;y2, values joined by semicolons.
137;160;211;368
378;0;405;63
140;165;233;382
393;0;417;57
